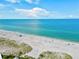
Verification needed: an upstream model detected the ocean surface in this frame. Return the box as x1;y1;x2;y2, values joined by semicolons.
0;19;79;42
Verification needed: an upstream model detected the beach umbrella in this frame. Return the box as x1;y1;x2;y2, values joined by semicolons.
0;38;32;59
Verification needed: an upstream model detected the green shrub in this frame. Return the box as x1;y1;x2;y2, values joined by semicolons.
38;51;72;59
2;54;35;59
2;55;14;59
19;55;35;59
0;38;32;56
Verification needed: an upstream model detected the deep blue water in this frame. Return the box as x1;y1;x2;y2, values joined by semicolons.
0;19;79;42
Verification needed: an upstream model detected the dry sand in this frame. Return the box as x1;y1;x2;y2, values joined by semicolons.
0;30;79;59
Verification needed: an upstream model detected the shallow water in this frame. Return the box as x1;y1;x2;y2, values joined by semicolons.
0;19;79;42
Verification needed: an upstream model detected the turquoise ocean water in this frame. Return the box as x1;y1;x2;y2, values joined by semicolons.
0;19;79;42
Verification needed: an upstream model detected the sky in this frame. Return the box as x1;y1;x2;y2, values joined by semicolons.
0;0;79;19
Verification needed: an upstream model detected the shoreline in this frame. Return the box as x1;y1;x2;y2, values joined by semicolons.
0;29;79;44
0;29;79;59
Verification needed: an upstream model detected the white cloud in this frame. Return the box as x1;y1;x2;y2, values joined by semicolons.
25;0;40;4
6;0;20;3
0;14;3;18
6;0;40;4
0;4;5;7
68;15;73;18
67;14;79;18
25;0;34;4
15;7;51;18
0;4;6;9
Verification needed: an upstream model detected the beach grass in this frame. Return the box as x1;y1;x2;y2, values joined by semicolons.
2;55;15;59
38;51;72;59
2;55;35;59
19;55;35;59
0;37;32;56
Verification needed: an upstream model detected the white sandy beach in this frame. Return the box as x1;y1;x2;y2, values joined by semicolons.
0;30;79;59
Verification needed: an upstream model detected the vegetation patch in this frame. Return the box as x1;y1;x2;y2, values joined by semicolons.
2;55;35;59
0;38;73;59
38;51;72;59
19;55;35;59
0;37;32;56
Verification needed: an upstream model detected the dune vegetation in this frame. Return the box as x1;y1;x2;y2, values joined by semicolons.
19;55;35;59
0;37;72;59
0;37;32;56
2;55;35;59
38;51;72;59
